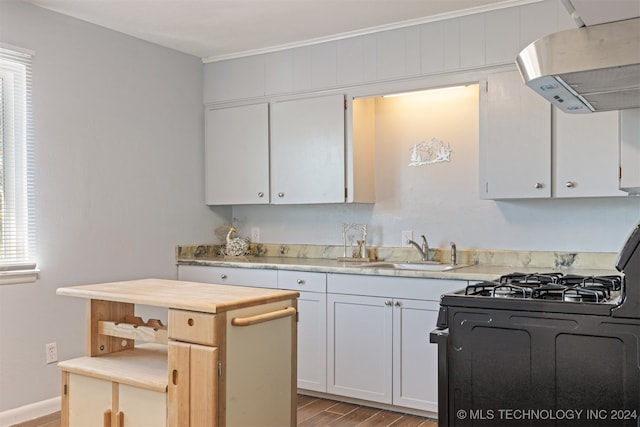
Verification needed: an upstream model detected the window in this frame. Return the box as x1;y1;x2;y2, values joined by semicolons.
0;44;37;284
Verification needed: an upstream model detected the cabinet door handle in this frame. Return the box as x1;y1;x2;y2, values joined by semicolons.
278;192;285;198
384;300;392;306
115;411;124;427
534;182;544;189
220;274;227;279
565;181;576;188
296;279;305;285
258;192;264;198
104;409;111;427
231;306;296;326
172;368;179;385
394;301;402;307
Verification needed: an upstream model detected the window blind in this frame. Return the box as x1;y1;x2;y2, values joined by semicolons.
0;44;37;283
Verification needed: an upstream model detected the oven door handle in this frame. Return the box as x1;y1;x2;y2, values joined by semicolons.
430;327;449;344
430;327;449;427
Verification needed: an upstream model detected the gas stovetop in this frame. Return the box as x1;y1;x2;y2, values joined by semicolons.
441;272;625;316
466;272;622;303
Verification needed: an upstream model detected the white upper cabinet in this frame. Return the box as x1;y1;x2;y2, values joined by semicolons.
554;110;626;198
483;70;628;200
482;70;552;199
620;109;640;194
205;103;270;205
204;94;374;206
270;94;346;204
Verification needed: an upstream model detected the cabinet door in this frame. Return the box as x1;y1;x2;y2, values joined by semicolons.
554;110;626;197
119;384;167;427
271;94;346;204
205;103;269;205
327;293;392;403
67;373;112;427
296;290;327;392
392;299;440;412
168;341;218;427
482;70;551;199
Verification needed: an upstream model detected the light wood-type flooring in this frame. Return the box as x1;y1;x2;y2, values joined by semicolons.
11;394;437;427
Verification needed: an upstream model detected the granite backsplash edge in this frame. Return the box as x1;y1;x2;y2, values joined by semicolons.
176;243;618;270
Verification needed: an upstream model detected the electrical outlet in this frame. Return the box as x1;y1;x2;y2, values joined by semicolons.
45;342;58;364
251;227;260;243
401;230;413;248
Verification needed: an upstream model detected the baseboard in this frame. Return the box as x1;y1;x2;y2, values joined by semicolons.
0;397;60;427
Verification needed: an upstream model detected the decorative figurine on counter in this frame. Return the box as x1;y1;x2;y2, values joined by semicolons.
338;223;369;262
217;225;251;257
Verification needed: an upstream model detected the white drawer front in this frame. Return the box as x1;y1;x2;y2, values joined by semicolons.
278;270;326;293
327;273;466;301
178;265;277;288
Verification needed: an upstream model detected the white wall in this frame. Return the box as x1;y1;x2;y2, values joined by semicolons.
0;0;229;412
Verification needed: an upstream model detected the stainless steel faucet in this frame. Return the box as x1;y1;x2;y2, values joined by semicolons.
450;241;457;265
408;235;429;261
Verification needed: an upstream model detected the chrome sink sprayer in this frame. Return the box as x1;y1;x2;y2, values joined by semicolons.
408;235;429;262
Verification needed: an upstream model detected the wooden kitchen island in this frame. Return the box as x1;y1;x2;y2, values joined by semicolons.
56;278;299;427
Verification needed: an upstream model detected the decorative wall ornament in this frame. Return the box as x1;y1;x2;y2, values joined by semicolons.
408;138;452;166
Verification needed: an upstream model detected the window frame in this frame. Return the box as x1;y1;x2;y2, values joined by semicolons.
0;43;38;285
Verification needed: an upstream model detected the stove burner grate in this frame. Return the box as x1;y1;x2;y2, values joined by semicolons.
464;272;622;304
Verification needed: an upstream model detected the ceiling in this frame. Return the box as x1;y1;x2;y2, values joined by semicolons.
23;0;531;61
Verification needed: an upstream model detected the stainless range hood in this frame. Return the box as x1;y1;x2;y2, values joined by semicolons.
516;17;640;114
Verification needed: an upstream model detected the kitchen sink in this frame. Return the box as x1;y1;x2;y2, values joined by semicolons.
355;261;466;272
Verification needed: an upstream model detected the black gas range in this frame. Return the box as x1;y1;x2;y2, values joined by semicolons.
431;222;640;427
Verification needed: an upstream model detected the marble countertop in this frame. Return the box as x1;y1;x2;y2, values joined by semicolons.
177;247;621;282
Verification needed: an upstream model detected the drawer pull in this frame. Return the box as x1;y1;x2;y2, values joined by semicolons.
220;274;227;279
231;307;296;327
296;279;305;285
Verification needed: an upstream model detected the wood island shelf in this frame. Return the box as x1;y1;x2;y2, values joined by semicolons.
56;278;299;427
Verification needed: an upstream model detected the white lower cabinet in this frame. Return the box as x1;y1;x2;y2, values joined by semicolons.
278;270;327;393
327;273;465;413
179;265;463;413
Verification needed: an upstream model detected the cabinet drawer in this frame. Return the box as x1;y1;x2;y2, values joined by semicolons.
169;310;218;346
178;265;277;288
327;273;466;301
278;270;326;293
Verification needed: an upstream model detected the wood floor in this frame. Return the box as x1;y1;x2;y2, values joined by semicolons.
12;394;437;427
